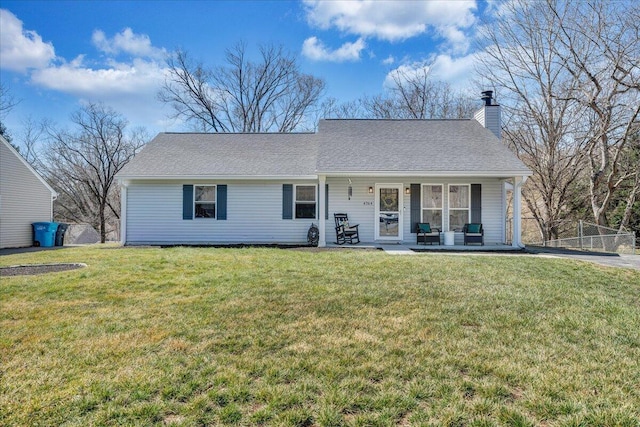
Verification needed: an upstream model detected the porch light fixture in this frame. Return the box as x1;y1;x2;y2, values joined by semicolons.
368;186;374;194
405;187;411;195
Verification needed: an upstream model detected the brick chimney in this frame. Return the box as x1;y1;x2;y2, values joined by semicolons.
474;90;501;139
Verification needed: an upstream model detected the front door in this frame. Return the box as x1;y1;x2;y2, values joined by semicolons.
375;184;403;241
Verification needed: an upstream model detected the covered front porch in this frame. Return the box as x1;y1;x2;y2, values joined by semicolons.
316;175;528;249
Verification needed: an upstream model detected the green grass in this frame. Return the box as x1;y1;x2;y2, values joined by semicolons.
1;245;639;426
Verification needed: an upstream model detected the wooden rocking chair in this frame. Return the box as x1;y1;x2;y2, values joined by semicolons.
334;213;360;245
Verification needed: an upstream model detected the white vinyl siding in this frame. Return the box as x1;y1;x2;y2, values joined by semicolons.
0;139;54;248
124;177;508;246
474;106;501;139
125;181;316;244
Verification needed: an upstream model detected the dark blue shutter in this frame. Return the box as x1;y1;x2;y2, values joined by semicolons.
471;184;482;223
183;185;193;220
217;185;227;220
282;184;293;220
410;184;420;233
325;184;329;220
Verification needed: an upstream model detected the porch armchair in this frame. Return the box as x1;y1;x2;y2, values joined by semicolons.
334;213;360;245
463;223;484;245
416;223;441;245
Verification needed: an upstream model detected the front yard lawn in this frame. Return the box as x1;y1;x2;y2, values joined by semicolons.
1;246;639;426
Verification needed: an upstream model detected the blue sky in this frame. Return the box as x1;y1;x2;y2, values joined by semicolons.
1;0;491;139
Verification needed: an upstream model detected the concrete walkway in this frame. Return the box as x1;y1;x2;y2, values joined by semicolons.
378;244;640;271
0;246;69;256
525;246;640;271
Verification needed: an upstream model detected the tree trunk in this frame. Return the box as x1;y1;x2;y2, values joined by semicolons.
99;200;106;244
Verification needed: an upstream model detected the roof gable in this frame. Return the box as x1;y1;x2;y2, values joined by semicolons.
315;119;530;175
0;135;57;196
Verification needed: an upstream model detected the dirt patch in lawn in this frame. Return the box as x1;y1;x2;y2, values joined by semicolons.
0;263;87;277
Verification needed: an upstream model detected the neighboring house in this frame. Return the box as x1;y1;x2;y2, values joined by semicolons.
0;135;57;249
117;92;531;247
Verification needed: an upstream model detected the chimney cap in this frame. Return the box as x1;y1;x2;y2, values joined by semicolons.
481;90;494;106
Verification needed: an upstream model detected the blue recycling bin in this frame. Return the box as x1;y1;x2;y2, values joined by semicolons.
32;222;58;247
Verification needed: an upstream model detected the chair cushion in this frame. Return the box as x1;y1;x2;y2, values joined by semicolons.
467;224;481;233
418;223;431;233
340;220;349;228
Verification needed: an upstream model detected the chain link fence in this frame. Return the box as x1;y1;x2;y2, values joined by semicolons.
532;221;636;254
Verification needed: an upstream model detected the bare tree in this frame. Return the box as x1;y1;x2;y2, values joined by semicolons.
0;83;19;116
319;67;474;123
362;67;475;120
476;0;594;241
612;133;640;235
546;0;640;231
16;116;46;165
159;42;325;132
0;83;19;144
318;97;367;120
42;103;147;242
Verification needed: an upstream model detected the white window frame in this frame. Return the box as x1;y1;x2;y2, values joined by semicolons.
294;184;317;219
448;184;470;231
421;184;443;230
194;185;216;219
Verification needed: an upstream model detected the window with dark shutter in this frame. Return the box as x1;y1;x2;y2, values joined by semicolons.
470;184;482;223
183;185;193;220
217;185;227;220
282;184;293;220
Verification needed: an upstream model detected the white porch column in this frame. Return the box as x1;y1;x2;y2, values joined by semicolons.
120;181;128;245
502;180;508;244
318;175;326;247
512;176;524;248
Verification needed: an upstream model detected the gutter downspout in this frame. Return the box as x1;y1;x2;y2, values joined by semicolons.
51;193;58;222
120;181;128;245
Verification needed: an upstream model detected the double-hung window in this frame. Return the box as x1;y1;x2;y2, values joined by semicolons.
295;185;316;219
195;185;216;218
421;184;443;229
448;184;470;231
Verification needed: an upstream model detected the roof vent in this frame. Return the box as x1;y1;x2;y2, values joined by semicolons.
481;90;493;106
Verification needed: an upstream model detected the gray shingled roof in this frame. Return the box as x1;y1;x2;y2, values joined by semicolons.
118;119;530;179
118;132;318;177
316;119;530;174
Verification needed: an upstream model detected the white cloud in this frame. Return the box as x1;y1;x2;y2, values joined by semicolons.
30;57;170;129
31;58;165;96
92;28;166;59
304;0;477;51
302;36;365;62
17;25;174;130
0;9;55;72
429;53;477;88
384;53;477;92
382;55;395;65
